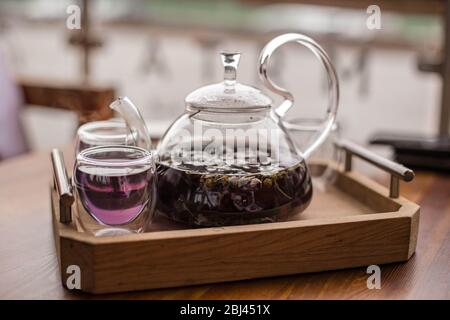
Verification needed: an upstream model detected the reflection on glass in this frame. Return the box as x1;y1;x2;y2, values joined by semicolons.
75;120;137;154
285;118;341;191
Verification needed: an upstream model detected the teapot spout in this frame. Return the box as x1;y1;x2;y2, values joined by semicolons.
109;96;152;151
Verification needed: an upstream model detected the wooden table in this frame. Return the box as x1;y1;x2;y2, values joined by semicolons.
0;148;449;299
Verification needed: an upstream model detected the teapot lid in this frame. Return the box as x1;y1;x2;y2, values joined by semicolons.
186;52;272;112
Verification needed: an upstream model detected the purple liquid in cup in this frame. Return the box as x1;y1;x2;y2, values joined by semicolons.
75;165;153;226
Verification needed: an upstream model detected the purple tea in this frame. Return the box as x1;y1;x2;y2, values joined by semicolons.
75;165;153;225
156;153;313;227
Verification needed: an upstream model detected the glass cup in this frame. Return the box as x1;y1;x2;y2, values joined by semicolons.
73;145;157;236
284;118;341;191
75;119;137;154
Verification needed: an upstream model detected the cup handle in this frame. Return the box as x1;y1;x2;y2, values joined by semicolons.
258;33;340;158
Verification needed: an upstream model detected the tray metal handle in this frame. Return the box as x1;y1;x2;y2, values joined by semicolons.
334;139;414;198
51;149;73;223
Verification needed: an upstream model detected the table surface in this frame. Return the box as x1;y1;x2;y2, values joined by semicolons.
0;148;449;300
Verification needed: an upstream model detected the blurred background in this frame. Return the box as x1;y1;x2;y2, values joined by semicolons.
0;0;446;166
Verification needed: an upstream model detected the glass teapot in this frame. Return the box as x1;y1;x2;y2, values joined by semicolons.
155;33;339;227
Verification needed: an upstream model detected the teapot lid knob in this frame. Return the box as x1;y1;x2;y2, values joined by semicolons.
184;51;271;112
220;51;240;86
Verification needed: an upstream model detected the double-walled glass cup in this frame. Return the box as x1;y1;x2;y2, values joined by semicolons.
73;145;156;236
75;120;137;154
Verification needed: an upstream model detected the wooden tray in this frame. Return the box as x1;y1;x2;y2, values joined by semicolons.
50;140;419;294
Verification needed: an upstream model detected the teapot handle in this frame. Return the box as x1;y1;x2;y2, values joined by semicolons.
258;33;339;158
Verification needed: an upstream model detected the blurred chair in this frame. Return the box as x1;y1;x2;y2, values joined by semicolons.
0;72;115;161
18;78;115;125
